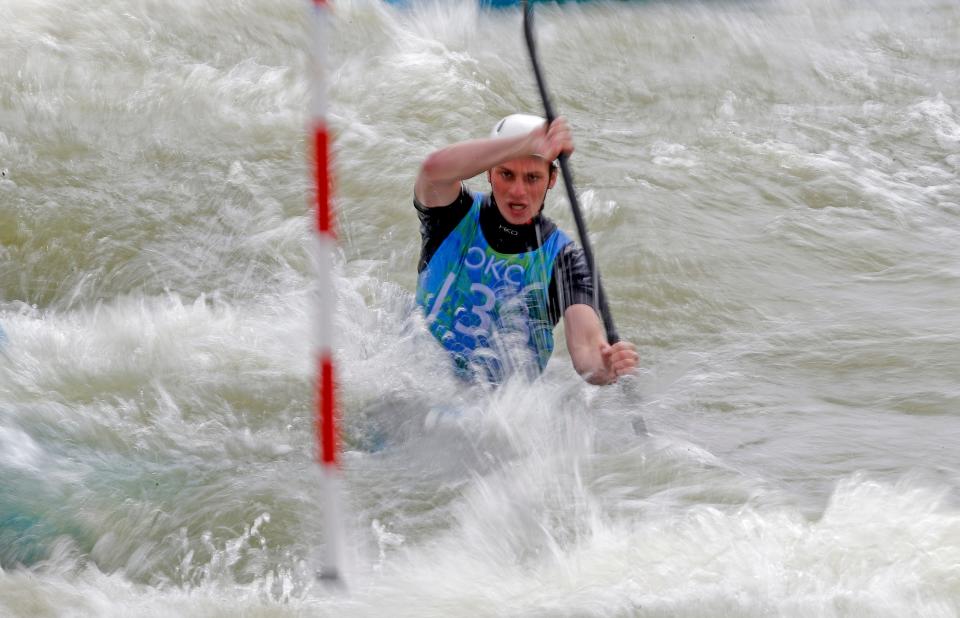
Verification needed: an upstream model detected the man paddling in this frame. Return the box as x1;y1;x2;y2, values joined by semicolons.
414;114;638;384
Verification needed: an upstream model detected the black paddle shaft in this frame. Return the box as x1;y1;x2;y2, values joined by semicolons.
521;0;619;344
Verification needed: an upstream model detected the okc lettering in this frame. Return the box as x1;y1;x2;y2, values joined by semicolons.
464;246;525;285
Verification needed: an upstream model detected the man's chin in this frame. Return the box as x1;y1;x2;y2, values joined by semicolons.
505;210;533;224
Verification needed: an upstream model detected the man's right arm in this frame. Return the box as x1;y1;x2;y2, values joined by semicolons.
413;118;571;208
414;136;530;208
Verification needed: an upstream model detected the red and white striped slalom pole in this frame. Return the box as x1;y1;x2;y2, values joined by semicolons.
309;0;346;586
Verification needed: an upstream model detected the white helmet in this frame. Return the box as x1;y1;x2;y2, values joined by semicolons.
490;113;558;167
490;113;545;139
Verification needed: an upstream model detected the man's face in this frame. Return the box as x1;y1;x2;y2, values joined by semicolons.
488;157;557;225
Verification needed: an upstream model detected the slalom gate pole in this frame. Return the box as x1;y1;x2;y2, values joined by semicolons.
309;0;347;586
521;0;619;345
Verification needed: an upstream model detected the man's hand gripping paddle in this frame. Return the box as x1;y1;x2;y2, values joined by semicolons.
521;1;645;433
521;0;618;346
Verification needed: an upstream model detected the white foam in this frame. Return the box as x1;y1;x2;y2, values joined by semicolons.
0;425;42;473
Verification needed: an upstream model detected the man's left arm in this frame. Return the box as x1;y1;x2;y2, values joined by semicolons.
551;244;638;384
564;304;638;385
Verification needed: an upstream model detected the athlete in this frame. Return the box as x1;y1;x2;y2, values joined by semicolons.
414;113;638;385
